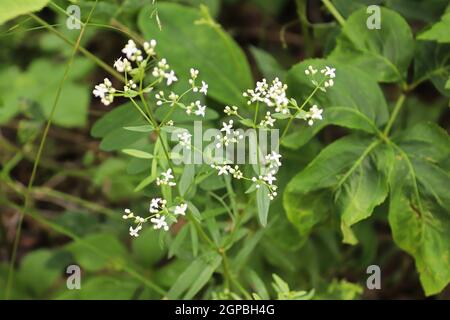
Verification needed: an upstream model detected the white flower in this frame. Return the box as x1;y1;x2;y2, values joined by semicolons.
122;208;134;220
307;105;323;126
129;225;142;237
224;105;238;116
143;39;157;56
174;203;187;216
122;40;143;62
149;198;167;213
93;78;115;106
305;65;318;75
265;151;282;168
194;101;206;117
164;70;178;86
243;78;289;114
114;57;132;73
199;81;208;95
178;131;192;149
260;111;275;127
156;169;176;187
216;165;230;175
190;68;199;79
321;66;336;79
263;173;277;185
221;120;234;135
150;214;169;231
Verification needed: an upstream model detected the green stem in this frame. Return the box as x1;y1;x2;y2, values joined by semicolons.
383;93;406;136
29;14;124;83
322;0;346;27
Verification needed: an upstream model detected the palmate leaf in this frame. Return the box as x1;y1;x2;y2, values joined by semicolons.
284;59;388;149
330;7;414;83
138;2;253;107
283;122;450;295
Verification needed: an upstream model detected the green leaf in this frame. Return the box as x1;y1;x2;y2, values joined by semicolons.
418;12;450;43
284;59;388;149
138;3;253;106
19;249;69;297
388;122;450;295
0;0;49;25
123;125;155;132
122;148;154;159
179;164;195;196
92;103;142;138
413;41;450;97
0;59;91;127
256;184;270;227
284;135;390;244
132;228;166;267
330;7;414;83
167;252;221;299
67;233;128;272
249;46;286;81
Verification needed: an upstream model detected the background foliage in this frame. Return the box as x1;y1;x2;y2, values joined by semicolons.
0;0;449;299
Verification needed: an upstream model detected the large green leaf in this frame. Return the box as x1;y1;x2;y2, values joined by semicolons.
330;7;414;83
284;59;388;149
284;135;390;244
0;0;49;25
388;122;450;295
138;3;253;106
413;41;450;97
418;12;450;43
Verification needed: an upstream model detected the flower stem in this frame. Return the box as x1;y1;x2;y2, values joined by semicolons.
322;0;346;27
383;93;406;136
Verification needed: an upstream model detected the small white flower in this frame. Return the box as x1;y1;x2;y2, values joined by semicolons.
150;214;169;231
157;169;176;187
164;70;178;86
306;105;323;126
114;57;132;73
194;101;206;117
174;203;187;216
322;66;336;79
93;78;115;106
224;105;238;116
199;81;208;95
178;131;192;149
221;120;233;135
149;198;167;213
263;173;277;185
129;225;142;237
265;151;282;168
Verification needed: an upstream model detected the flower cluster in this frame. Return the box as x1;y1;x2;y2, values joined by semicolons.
123;197;188;237
305;65;336;91
156;169;176;187
93;39;210;120
215;120;244;149
243;78;290;114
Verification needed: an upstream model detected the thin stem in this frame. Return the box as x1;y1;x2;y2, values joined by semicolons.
29;14;124;83
281;85;320;140
322;0;346;27
383;93;406;136
6;2;99;300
